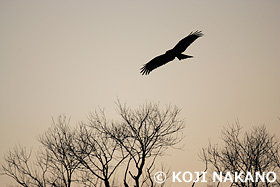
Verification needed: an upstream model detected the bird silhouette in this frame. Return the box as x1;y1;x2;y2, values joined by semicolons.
140;30;203;75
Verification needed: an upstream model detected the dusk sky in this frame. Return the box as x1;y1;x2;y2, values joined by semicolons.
0;1;279;186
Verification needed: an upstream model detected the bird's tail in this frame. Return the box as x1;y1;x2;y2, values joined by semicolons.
177;54;193;60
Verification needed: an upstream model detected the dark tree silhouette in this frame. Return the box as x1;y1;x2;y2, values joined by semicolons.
0;117;81;187
201;123;280;187
69;123;128;187
38;116;80;187
1;101;185;187
89;100;186;187
0;117;82;187
140;30;203;75
0;146;49;187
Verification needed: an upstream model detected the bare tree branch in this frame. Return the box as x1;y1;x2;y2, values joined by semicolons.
90;100;185;187
202;122;280;187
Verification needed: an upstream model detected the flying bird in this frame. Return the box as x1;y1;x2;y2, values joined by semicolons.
140;30;203;75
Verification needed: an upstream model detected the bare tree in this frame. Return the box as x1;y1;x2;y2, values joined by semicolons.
201;122;280;187
69;123;127;187
0;145;49;187
0;116;81;187
1;101;186;187
89;101;186;187
38;116;81;187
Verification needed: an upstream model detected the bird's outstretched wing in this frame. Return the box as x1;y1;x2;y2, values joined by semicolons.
171;30;203;54
140;30;203;75
140;53;175;75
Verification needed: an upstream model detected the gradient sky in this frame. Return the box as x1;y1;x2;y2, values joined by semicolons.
0;0;279;186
